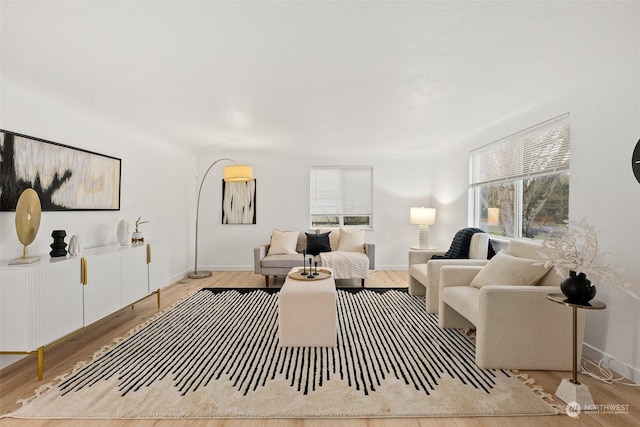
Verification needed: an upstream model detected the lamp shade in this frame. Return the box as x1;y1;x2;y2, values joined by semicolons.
223;165;254;182
487;207;500;225
410;207;436;225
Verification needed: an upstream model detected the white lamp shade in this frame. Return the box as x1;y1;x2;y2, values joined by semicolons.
410;207;436;225
223;165;254;182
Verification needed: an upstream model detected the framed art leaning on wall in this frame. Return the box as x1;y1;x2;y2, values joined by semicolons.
0;130;121;211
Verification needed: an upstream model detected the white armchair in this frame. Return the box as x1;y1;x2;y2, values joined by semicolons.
409;231;491;313
438;239;585;370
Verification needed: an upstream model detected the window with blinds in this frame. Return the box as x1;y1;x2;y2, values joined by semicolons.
471;114;570;186
310;166;373;228
470;114;570;239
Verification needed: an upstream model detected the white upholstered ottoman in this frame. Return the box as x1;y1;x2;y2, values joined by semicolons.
278;267;337;347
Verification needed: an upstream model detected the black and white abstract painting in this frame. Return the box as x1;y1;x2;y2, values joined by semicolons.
222;179;256;224
0;130;121;211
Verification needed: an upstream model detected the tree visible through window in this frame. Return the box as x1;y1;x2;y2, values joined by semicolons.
470;114;570;239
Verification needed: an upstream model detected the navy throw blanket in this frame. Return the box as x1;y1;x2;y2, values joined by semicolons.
432;227;496;260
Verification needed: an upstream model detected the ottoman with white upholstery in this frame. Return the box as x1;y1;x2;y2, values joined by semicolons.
278;267;337;347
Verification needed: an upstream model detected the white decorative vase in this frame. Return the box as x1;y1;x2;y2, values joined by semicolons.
132;231;144;245
117;220;131;246
68;235;82;256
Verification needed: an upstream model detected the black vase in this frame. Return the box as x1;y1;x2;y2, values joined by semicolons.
50;230;68;257
561;270;596;304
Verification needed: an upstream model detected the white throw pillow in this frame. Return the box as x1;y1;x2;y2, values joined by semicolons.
470;252;551;288
337;228;365;253
267;230;299;255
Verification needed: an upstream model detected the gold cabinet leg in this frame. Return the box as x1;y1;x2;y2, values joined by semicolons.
157;289;161;308
37;346;44;381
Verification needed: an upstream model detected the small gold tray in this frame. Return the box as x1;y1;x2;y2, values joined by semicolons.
288;268;332;281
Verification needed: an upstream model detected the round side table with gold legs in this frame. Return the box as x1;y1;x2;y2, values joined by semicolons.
546;293;606;408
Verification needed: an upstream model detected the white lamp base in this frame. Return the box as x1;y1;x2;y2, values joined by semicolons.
555;378;595;407
416;224;434;249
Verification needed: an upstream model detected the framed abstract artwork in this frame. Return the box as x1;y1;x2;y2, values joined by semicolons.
222;179;256;224
0;130;121;211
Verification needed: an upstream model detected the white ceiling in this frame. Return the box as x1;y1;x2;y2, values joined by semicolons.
1;1;636;156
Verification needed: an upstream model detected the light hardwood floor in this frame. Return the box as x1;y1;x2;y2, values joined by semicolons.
1;271;638;427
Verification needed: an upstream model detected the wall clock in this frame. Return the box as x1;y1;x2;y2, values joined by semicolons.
634;139;640;184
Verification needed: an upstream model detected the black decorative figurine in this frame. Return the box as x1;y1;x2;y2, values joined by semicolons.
50;230;68;257
301;250;308;276
561;271;597;303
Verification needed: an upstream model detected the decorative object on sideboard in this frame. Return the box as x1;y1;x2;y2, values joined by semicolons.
8;188;42;265
68;235;82;256
410;207;436;249
189;158;254;279
116;220;131;245
132;216;148;245
49;230;68;258
0;129;121;211
633;138;640;184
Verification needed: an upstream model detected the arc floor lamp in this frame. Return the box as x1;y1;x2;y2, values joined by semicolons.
189;158;254;279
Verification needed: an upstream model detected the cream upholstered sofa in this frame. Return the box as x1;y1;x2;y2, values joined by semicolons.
438;239;585;370
409;231;491;313
254;229;375;287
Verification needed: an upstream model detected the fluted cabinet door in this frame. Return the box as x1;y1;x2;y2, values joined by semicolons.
83;251;121;326
0;268;29;350
148;241;169;293
29;259;84;348
120;245;148;307
0;259;83;351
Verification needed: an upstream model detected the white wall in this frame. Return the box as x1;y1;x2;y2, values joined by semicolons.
0;80;194;281
430;29;640;381
193;147;434;272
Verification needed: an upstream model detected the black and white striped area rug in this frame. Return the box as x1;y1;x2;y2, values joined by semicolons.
12;288;558;419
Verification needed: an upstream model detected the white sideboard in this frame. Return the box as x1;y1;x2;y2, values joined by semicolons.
0;241;169;380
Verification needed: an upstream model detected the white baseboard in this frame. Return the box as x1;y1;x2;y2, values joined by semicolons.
199;265;254;272
0;354;26;370
582;343;640;384
374;265;408;271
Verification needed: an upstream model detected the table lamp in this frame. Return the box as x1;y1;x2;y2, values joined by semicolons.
410;207;436;249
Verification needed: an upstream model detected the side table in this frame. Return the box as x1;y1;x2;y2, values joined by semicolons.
546;293;606;407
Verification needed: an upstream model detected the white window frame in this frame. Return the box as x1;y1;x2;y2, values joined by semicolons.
469;113;570;238
310;165;373;229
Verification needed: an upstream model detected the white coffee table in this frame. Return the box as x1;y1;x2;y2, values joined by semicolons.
278;267;337;347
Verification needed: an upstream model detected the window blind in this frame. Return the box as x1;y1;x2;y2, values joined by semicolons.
470;114;570;186
310;166;372;215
